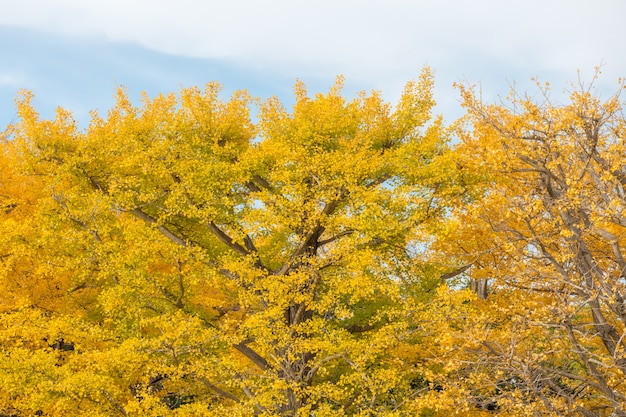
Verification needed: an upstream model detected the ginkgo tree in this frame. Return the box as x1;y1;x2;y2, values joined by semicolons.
0;68;470;416
8;66;624;417
428;74;626;416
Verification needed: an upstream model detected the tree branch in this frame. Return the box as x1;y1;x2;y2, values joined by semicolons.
198;377;241;403
440;263;472;280
233;341;270;371
101;389;128;417
52;194;103;243
304;353;343;384
318;230;354;246
129;208;187;247
207;222;249;256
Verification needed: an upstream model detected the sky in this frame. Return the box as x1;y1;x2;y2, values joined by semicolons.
1;0;625;129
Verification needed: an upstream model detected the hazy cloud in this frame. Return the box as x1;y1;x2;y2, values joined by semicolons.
1;0;624;125
2;1;623;76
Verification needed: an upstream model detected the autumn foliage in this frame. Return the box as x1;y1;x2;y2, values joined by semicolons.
1;68;625;416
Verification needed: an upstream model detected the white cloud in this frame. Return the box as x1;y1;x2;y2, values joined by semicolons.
1;0;624;121
3;0;624;76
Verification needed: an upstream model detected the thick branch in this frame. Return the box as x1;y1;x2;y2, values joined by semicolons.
252;175;273;191
129;208;187;247
277;188;351;275
198;377;241;403
207;222;250;256
356;237;386;249
592;226;626;276
440;263;472;280
207;222;271;272
233;342;270;371
129;208;242;280
365;173;391;189
318;230;354;246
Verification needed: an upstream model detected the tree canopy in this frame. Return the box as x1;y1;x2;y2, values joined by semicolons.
1;68;625;416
